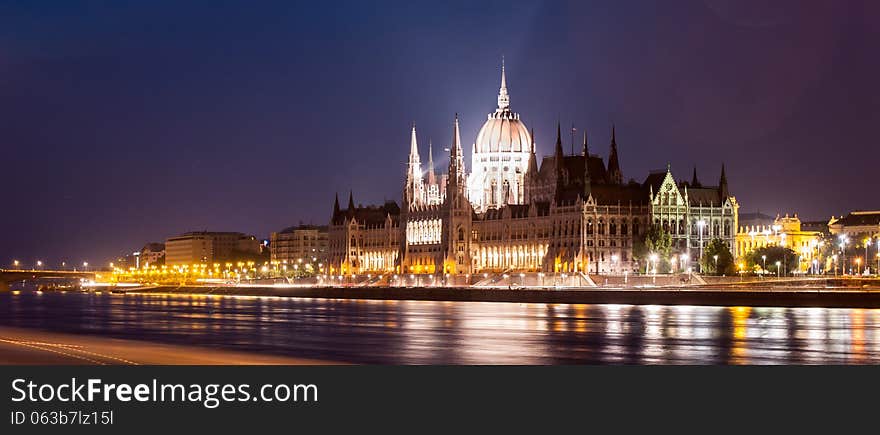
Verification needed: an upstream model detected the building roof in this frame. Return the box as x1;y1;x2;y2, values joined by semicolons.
333;201;400;226
141;242;165;252
686;186;724;206
642;171;666;193
832;211;880;227
278;224;329;233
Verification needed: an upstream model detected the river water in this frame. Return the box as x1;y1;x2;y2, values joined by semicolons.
1;290;879;364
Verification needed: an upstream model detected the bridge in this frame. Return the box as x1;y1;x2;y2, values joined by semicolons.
0;269;99;292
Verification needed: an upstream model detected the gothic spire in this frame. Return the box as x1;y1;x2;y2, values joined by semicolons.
427;139;436;185
408;123;421;166
448;114;465;193
691;166;701;188
554;121;564;159
528;128;538;172
583;131;592;198
497;57;510;111
405;124;424;207
347;190;355;216
332;192;340;221
719;164;729;198
607;124;622;184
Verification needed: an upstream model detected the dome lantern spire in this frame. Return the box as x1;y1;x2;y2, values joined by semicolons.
497;57;510;111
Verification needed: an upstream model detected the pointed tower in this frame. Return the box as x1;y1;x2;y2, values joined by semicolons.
527;128;539;174
347;190;355;218
719;164;729;199
332;192;340;223
442;113;473;274
583;130;591;198
553;121;566;201
691;166;701;188
427;140;436;186
607;124;623;184
497;56;509;111
405;124;425;208
525;128;539;203
554;121;564;161
448;114;466;195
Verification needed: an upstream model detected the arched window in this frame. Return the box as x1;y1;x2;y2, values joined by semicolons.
609;220;617;235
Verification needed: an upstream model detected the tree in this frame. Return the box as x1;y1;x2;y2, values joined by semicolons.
701;238;735;275
746;246;798;276
633;225;673;273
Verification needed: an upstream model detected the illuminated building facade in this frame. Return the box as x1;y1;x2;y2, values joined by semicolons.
828;211;880;239
735;214;824;271
165;231;260;266
646;165;739;266
270;224;328;264
139;242;166;268
328;63;738;275
327;193;400;274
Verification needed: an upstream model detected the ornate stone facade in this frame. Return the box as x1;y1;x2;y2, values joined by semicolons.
327;63;739;276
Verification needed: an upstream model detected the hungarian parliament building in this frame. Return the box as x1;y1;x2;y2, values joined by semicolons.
328;63;738;276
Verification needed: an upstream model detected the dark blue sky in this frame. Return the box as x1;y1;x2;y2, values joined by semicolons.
2;0;878;266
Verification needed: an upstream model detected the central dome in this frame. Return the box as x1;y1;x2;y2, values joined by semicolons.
473;59;531;154
474;111;531;153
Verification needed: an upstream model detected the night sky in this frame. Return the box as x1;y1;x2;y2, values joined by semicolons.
2;0;878;267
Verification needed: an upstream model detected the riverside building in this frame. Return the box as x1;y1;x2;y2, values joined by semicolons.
328;62;738;276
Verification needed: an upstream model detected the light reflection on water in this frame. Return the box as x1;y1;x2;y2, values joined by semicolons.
1;290;879;364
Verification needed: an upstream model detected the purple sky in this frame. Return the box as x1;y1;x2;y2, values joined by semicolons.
2;0;879;267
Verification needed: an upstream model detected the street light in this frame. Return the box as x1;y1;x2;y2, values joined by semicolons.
761;255;767;276
713;254;719;275
855;258;862;275
83;262;88;271
775;261;781;278
697;219;706;273
610;255;619;275
13;260;19;269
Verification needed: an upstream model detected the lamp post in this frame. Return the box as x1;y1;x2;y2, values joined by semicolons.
865;238;872;274
775;260;781;278
713;254;719;275
611;255;619;275
839;235;848;275
697;219;706;273
13;260;19;269
855;258;861;275
761;255;767;277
